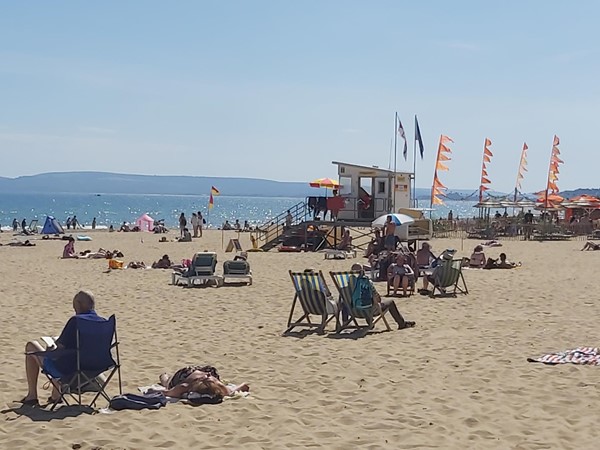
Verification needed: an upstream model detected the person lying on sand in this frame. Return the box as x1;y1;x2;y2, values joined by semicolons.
152;254;173;269
77;248;110;259
484;253;520;269
7;240;36;247
581;241;600;251
158;365;249;399
126;261;146;269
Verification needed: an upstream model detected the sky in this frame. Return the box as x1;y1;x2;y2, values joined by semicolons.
1;1;599;193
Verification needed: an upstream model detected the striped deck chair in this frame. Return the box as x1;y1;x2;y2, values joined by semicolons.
430;259;468;298
285;270;339;334
329;271;391;333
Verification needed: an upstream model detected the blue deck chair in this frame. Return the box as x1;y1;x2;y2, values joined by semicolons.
285;270;339;334
37;315;122;410
329;271;391;333
430;259;469;298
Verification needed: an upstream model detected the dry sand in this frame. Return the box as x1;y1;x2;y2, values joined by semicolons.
1;229;600;449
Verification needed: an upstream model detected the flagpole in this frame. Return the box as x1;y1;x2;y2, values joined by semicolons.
393;112;398;212
412;116;417;208
544;137;554;211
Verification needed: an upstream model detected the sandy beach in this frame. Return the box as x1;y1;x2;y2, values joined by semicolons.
1;230;600;449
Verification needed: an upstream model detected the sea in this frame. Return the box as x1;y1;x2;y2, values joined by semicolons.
0;192;480;231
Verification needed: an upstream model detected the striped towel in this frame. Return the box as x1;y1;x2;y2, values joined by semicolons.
528;347;600;365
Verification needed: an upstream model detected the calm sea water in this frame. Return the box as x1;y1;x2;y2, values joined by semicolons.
0;192;481;230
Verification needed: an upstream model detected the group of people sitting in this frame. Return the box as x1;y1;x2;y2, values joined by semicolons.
62;238;125;260
466;245;519;269
20;290;249;407
367;241;455;296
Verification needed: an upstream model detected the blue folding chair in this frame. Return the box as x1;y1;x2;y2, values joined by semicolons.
39;315;122;410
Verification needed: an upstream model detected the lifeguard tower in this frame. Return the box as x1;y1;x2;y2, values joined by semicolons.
256;161;430;251
333;161;412;221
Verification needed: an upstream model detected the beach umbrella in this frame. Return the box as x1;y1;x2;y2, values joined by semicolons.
309;177;340;189
371;213;415;228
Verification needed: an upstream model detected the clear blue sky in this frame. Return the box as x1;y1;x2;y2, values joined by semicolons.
1;1;598;193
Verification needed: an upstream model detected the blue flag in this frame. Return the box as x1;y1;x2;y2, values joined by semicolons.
415;115;424;159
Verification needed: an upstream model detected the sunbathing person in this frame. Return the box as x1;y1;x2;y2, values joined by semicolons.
62;237;77;258
20;290;105;406
484;252;519;269
152;254;173;269
387;253;415;297
469;245;486;268
416;242;436;268
365;229;384;258
337;229;353;251
350;264;415;329
77;248;109;259
158;365;249;399
7;240;36;247
581;241;600;251
177;228;192;242
126;261;146;269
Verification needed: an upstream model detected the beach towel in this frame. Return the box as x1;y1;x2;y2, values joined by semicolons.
527;347;600;365
77;235;92;241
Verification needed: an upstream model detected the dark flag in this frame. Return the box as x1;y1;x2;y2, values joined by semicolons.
415;115;424;159
397;118;408;160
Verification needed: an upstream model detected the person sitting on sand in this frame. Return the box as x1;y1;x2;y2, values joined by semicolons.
158;365;249;399
152;254;173;269
484;253;519;269
119;222;131;232
581;241;600;251
349;263;415;329
469;245;486;268
62;236;77;258
177;227;192;242
20;290;105;406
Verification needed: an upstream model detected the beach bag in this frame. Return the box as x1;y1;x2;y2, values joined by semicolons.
352;275;373;311
109;393;167;411
108;259;124;269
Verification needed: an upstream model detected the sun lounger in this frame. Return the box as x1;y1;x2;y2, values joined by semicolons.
172;252;223;287
322;249;357;260
222;260;252;285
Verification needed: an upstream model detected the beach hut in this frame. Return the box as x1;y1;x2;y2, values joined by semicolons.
135;213;154;232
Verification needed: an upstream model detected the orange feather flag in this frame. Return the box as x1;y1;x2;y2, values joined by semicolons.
431;134;454;207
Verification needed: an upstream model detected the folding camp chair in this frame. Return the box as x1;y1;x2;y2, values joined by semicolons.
172;252;223;287
329;271;391;333
222;260;253;285
27;219;39;233
430;259;469;298
285;270;339;334
35;315;122;410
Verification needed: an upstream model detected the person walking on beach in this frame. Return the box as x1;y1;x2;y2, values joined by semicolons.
92;217;97;230
179;213;187;238
66;217;72;230
197;211;204;237
383;215;396;250
12;218;18;232
191;213;199;238
21;218;27;233
71;216;79;230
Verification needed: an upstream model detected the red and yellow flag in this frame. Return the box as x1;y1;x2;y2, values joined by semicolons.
211;186;220;196
431;135;454;207
479;138;493;202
